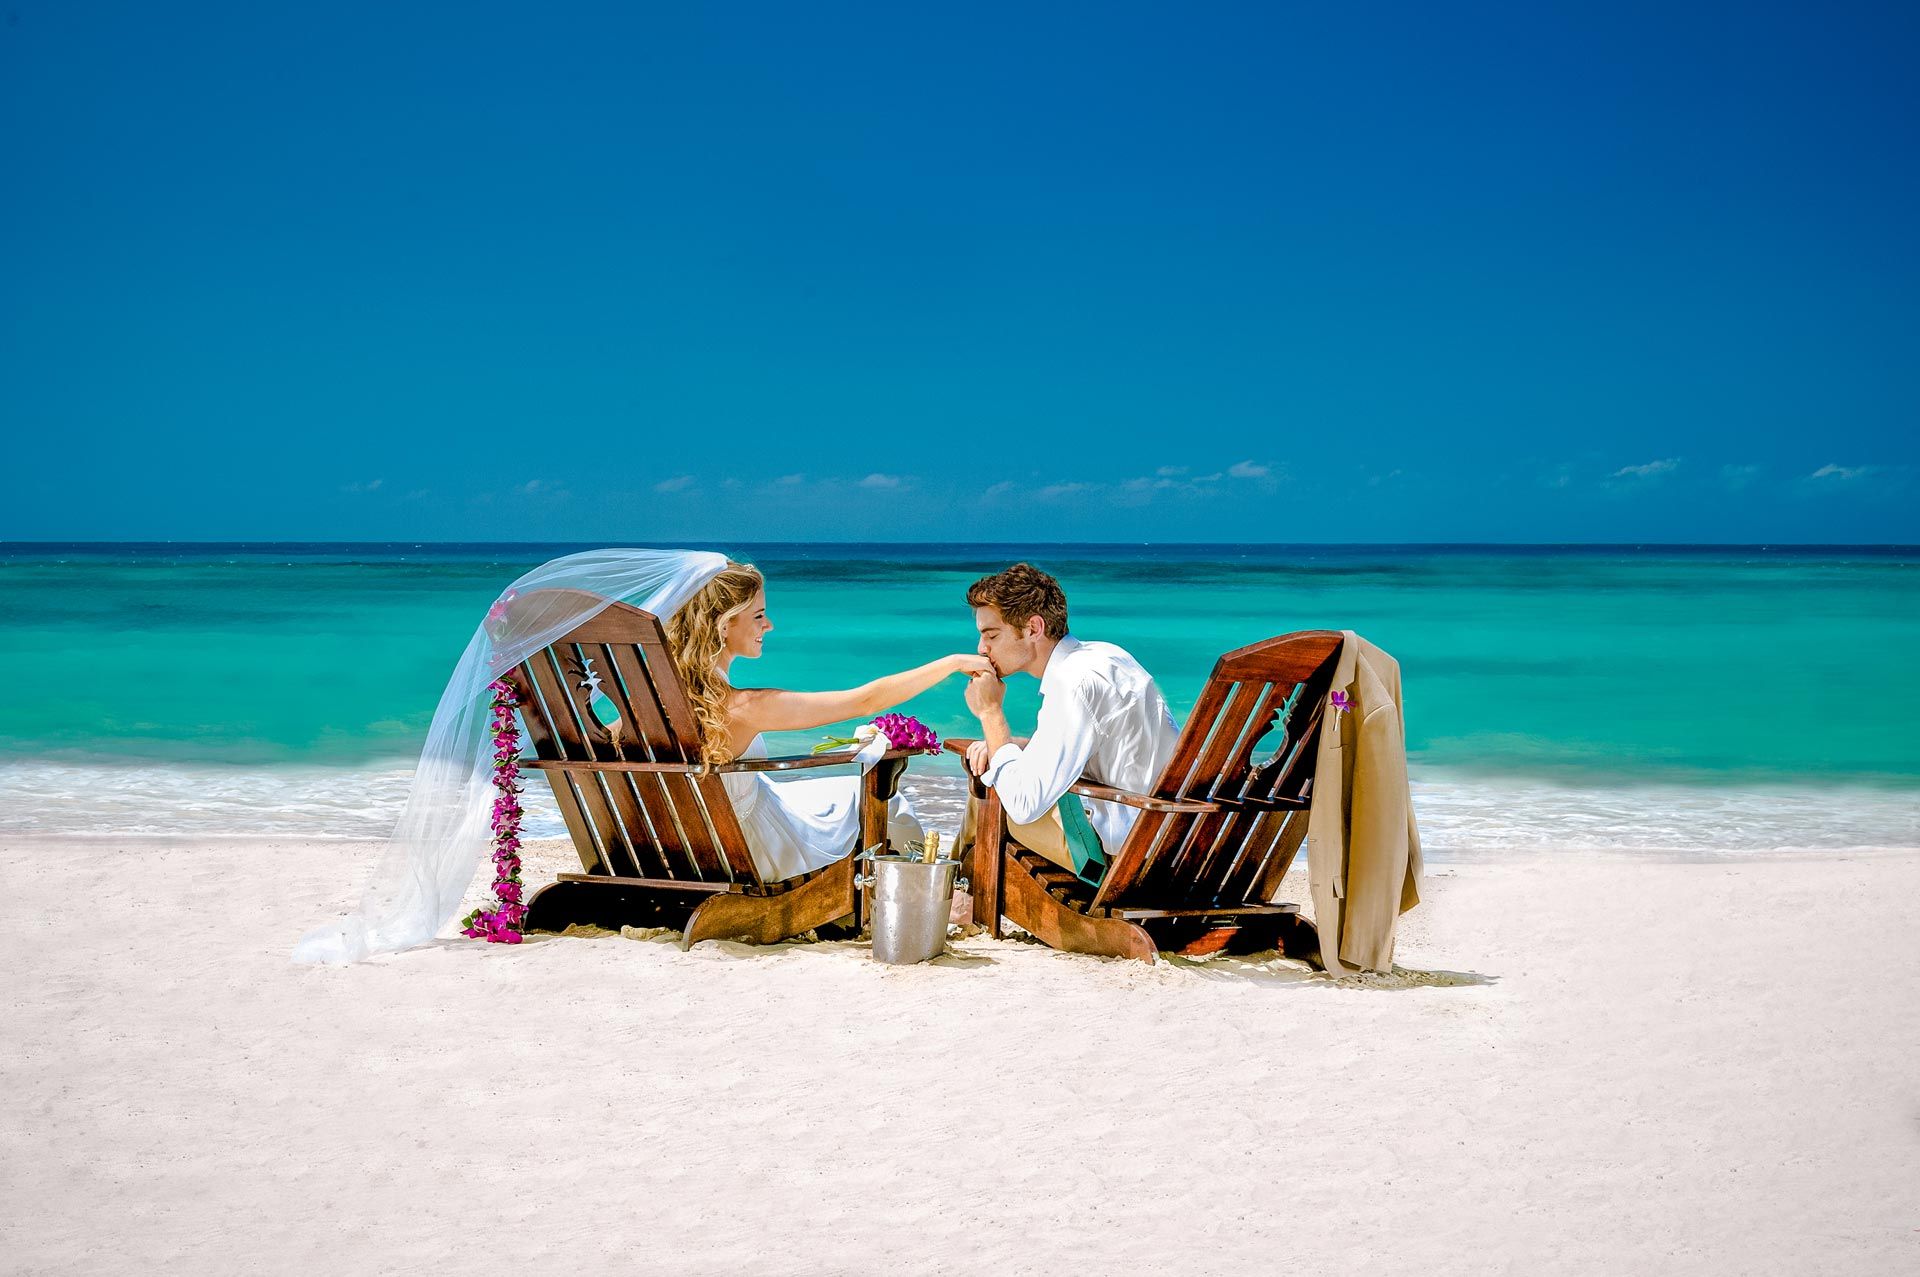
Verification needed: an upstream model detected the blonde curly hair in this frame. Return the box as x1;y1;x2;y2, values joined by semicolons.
664;561;764;767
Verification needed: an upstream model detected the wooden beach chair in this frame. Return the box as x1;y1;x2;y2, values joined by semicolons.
501;592;909;948
949;630;1342;963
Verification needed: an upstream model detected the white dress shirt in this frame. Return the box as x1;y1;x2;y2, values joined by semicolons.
979;635;1180;855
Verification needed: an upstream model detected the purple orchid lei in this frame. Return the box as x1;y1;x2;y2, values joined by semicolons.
460;677;528;945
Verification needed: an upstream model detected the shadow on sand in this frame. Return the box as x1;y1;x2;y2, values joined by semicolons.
520;922;1483;986
1166;950;1498;990
596;925;1004;969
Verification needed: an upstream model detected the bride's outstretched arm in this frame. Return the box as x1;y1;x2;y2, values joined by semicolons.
731;654;991;737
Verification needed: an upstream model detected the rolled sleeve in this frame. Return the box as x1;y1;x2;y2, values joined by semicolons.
978;743;1024;789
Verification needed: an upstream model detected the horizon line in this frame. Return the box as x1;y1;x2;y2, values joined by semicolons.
5;539;1918;551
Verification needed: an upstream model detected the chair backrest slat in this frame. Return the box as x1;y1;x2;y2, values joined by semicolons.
1172;678;1302;894
1151;678;1233;802
569;640;676;878
582;642;676;878
508;594;764;888
504;667;608;873
1243;803;1314;903
1144;679;1277;897
1093;631;1341;911
533;645;650;876
605;644;683;762
1207;683;1330;901
1089;676;1252;903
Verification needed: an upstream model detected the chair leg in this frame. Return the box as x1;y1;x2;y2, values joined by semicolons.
972;785;1005;939
682;857;856;950
1002;852;1157;962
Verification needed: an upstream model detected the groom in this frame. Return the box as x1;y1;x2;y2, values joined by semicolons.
956;563;1179;897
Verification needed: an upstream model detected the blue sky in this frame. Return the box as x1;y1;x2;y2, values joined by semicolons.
3;1;1916;542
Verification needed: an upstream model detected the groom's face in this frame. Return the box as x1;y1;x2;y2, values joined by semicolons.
973;605;1042;678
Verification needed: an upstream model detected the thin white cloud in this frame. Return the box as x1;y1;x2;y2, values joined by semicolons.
1610;458;1681;480
512;478;572;501
653;475;696;494
341;479;384;494
1720;464;1762;490
1809;463;1872;481
1116;466;1277;500
1036;481;1090;499
980;480;1017;501
858;473;904;490
775;473;805;485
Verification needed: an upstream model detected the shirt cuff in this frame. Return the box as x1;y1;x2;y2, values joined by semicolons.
978;743;1024;789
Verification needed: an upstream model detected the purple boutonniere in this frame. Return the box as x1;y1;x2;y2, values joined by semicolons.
1328;689;1353;717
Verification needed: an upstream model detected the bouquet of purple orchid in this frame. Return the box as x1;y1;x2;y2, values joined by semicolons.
812;712;941;755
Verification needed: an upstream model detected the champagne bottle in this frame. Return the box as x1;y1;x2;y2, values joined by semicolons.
920;830;942;864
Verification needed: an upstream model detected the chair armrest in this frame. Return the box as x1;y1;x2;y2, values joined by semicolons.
1066;780;1218;813
716;747;919;774
941;736;1028;757
944;738;1213;813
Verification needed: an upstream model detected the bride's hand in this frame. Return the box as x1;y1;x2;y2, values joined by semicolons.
947;654;995;679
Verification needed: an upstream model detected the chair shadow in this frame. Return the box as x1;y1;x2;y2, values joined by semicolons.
600;924;1003;968
948;921;1497;989
1165;950;1499;990
519;924;1473;985
925;948;997;969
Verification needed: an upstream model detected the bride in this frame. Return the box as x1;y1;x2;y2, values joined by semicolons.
294;547;982;964
665;560;988;880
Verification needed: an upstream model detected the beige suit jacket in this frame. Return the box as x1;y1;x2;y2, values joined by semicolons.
1304;632;1422;974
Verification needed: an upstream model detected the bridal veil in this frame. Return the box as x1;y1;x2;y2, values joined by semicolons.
293;549;729;964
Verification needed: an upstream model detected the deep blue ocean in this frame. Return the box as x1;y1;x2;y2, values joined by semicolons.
3;543;1915;851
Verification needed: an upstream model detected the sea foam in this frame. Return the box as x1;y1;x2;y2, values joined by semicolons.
2;761;1912;855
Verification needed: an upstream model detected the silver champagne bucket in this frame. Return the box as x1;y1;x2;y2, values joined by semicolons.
858;855;962;965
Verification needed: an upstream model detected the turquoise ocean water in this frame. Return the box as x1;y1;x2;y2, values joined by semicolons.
2;543;1915;852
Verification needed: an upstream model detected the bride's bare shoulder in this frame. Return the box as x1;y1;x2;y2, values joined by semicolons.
725;685;792;718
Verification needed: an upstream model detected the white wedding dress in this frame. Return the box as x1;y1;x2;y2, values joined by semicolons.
723;736;924;880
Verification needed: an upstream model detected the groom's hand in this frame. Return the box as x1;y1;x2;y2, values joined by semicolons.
964;667;1006;715
965;739;992;776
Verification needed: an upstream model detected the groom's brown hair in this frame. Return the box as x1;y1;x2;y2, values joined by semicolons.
966;563;1069;640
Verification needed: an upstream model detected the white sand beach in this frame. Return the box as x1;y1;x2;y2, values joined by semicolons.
4;837;1917;1275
